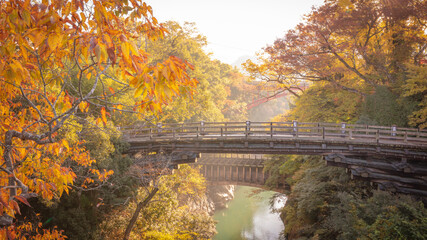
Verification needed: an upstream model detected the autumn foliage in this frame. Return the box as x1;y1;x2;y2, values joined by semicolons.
245;1;427;238
0;0;196;238
245;0;427;126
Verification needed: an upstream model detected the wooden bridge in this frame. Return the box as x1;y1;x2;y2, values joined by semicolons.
193;152;427;195
122;121;427;195
193;153;277;190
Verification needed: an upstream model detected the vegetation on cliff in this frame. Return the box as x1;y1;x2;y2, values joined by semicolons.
256;0;427;239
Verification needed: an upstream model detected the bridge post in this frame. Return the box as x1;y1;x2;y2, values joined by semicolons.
200;121;205;133
216;165;220;181
376;129;380;143
256;167;259;184
196;126;199;139
391;125;396;137
157;122;162;133
293;120;298;137
270;122;273;138
322;127;325;140
341;122;346;137
246;120;251;138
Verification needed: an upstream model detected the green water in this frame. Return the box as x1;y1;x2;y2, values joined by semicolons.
213;186;285;240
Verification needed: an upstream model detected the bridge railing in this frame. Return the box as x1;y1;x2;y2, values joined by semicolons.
122;121;427;146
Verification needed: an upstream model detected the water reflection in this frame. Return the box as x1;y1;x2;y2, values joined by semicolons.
213;186;286;240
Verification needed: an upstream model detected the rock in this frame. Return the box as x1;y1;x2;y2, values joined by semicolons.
207;185;235;211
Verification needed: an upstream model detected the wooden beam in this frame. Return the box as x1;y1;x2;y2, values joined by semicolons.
325;153;427;175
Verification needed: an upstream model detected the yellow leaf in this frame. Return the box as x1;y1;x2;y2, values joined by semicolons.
62;139;69;151
129;76;139;87
121;42;131;66
54;145;60;156
96;42;108;64
81;46;89;60
48;33;61;50
142;86;148;100
134;84;144;98
79;101;89;112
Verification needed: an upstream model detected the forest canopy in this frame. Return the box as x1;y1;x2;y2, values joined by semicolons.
0;0;426;239
0;0;197;238
245;0;427;127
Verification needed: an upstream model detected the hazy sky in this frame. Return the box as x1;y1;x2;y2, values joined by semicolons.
146;0;324;65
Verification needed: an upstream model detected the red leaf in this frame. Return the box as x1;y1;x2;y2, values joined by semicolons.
107;47;116;65
14;195;31;207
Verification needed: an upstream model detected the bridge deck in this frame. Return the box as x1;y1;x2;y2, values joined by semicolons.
123;122;427;159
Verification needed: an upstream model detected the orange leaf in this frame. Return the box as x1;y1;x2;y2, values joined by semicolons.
108;87;115;94
47;33;62;50
0;194;8;208
6;229;14;240
10;200;21;215
101;107;107;125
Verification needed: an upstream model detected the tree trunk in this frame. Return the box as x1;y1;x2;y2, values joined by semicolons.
123;187;159;240
4;131;16;198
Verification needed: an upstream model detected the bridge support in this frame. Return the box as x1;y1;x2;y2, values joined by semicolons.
197;155;267;186
325;153;427;196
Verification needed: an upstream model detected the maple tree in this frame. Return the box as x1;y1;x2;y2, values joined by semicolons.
256;1;427;238
244;0;427;127
244;0;427;101
0;0;196;237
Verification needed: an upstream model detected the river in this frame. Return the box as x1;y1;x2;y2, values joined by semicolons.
213;186;286;240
